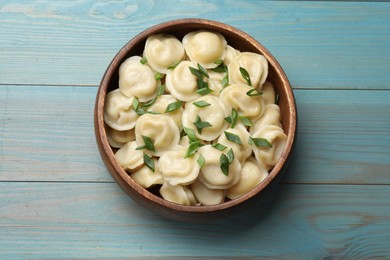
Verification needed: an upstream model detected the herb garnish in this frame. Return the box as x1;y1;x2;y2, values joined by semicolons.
224;131;242;145
183;127;199;143
143;153;155;172
136;135;156;152
220;153;230;176
185;141;201;158
197;154;205;167
246;88;263;97
140;57;147;64
193;115;212;134
239;116;253;127
165;101;182;113
189;63;213;96
154;72;163;81
167;60;180;70
249;137;273;147
212;142;228;151
239;67;252;86
193;100;211;108
224;108;238;128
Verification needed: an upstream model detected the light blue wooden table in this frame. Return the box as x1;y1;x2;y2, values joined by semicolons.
1;1;389;258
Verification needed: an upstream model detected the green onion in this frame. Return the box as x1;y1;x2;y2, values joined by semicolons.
246;88;263;96
185;141;201;158
212;142;227;151
140;57;147;64
224;131;242;145
193;100;211;108
197;87;213;96
249;137;273;147
167;60;180;70
165;101;182;113
222;74;229;88
154;72;163;81
189;66;203;79
132;97;140;111
183;127;199;142
226;148;234;163
141;135;155;152
214;59;223;65
143;153;155;172
239;116;253;127
212;62;228;73
239;67;252;86
197;63;209;78
142;97;157;108
193;115;212;134
197;154;205;167
224;108;238;128
220;153;230;176
157;84;166;96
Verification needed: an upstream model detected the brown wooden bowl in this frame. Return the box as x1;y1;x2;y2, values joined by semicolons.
94;18;297;222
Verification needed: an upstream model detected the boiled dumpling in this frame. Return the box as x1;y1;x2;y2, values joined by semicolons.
106;126;135;148
217;124;252;163
183;30;227;69
165;60;200;101
131;159;164;188
114;141;144;172
159;148;200;186
160;182;197;206
104;89;139;131
148;95;184;128
207;70;226;95
250;104;282;135
119;56;159;102
134;114;180;156
190;179;225;206
182;95;229;141
197;145;241;189
252;125;287;170
224;45;241;66
228;52;268;88
144;33;185;74
261;81;276;105
220;83;265;122
226;157;268;200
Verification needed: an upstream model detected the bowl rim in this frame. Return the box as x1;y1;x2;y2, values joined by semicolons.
94;18;297;214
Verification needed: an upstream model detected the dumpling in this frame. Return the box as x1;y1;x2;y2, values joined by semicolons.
119;56;159;102
106;126;135;148
131;159;164;188
207;70;226;95
217;124;252;163
197;145;241;189
226;157;268;200
220;83;265;122
228;52;268;88
250;104;282;135
159;182;197;206
165;60;200;101
190;179;225;206
252;125;287;170
104;89;139;131
148;94;183;128
134;114;180;156
261;81;276;105
144;33;185;74
224;45;241;66
114;141;144;172
159;148;200;186
182;95;229;141
182;30;227;69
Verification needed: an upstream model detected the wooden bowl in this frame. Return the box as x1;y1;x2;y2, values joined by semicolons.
94;18;297;222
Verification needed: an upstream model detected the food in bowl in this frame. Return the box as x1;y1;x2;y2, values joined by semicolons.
103;29;287;206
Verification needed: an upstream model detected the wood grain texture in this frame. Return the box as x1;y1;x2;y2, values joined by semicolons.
1;85;389;184
0;182;389;258
0;1;389;88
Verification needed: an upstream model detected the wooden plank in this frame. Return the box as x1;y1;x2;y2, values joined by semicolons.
0;1;389;88
0;182;389;258
1;86;389;184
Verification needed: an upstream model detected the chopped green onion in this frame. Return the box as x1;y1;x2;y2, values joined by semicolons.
193;115;212;134
197;154;205;167
140;57;147;64
135;108;146;115
220;153;230;176
225;108;238;128
183;127;199;142
154;72;163;81
142;97;157;108
239;67;252;86
189;66;203;79
132;97;140;111
141;135;155;152
157;84;166;96
212;62;228;73
246;88;263;97
224;131;242;145
165;101;182;113
197;87;213;96
167;60;181;70
214;59;223;65
185;141;201;158
239;116;253;126
249;137;273;147
222;74;229;88
212;142;227;151
197;63;209;78
193;100;211;108
226;148;234;163
143;153;155;172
